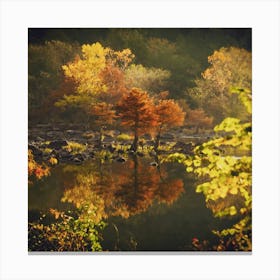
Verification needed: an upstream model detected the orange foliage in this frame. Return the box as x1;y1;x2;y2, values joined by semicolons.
153;99;185;149
155;99;185;132
99;65;128;104
118;88;158;132
28;150;50;183
109;160;184;217
157;179;184;205
117;88;158;149
89;102;116;126
60;158;185;220
186;108;213;131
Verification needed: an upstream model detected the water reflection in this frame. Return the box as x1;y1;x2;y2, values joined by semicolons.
28;154;226;251
61;155;184;220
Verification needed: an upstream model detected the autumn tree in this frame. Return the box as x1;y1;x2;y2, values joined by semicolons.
154;99;185;151
55;43;107;110
88;102;116;147
55;42;134;112
188;47;251;123
117;88;158;151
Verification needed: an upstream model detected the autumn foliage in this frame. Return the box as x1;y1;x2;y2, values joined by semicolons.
28;150;50;183
117;88;158;150
154;99;185;149
186;108;213;133
56;43;133;111
189;47;251;123
89;102;116;146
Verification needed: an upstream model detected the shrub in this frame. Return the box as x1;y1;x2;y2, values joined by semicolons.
116;133;132;142
63;142;86;154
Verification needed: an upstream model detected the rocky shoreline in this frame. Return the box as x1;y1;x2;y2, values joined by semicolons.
28;124;214;164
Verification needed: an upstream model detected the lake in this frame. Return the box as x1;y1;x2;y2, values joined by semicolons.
28;155;238;251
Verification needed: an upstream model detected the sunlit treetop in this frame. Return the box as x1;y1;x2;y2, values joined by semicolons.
58;43;134;109
125;64;170;95
189;47;251;123
202;47;252;93
117;87;158;134
62;43;108;95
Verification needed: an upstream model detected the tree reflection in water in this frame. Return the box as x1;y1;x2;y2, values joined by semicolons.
28;152;186;251
62;154;184;220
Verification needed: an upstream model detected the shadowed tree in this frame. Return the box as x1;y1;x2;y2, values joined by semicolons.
186;108;213;134
28;40;80;122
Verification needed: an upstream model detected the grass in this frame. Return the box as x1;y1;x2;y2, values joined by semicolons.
63;141;87;155
116;133;132;142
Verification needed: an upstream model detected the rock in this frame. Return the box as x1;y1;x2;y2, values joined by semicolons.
117;149;124;155
59;150;72;159
28;144;42;156
66;130;76;135
36;124;51;129
48;140;68;150
36;136;44;142
116;157;126;163
103;135;114;143
161;133;175;140
73;157;82;163
74;153;86;161
173;141;194;154
149;150;157;157
128;150;136;155
88;151;95;158
142;134;152;140
107;144;116;153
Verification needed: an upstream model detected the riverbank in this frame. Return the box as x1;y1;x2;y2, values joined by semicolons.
28;124;215;164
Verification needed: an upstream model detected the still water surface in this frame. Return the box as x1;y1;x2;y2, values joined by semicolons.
29;156;236;251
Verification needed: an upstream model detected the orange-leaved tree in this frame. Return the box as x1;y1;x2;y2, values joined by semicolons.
88;102;116;147
117;88;158;151
154;99;185;150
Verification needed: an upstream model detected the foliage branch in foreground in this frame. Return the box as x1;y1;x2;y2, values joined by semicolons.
166;87;252;251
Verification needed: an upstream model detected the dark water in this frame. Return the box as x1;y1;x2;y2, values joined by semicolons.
28;155;236;251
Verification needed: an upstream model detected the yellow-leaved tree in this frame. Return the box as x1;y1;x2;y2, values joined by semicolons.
167;87;252;251
189;47;251;123
55;42;134;112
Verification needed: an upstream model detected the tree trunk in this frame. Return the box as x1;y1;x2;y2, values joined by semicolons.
131;128;138;151
98;127;104;148
154;133;161;151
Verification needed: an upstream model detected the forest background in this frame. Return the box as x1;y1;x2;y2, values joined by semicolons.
28;28;251;130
